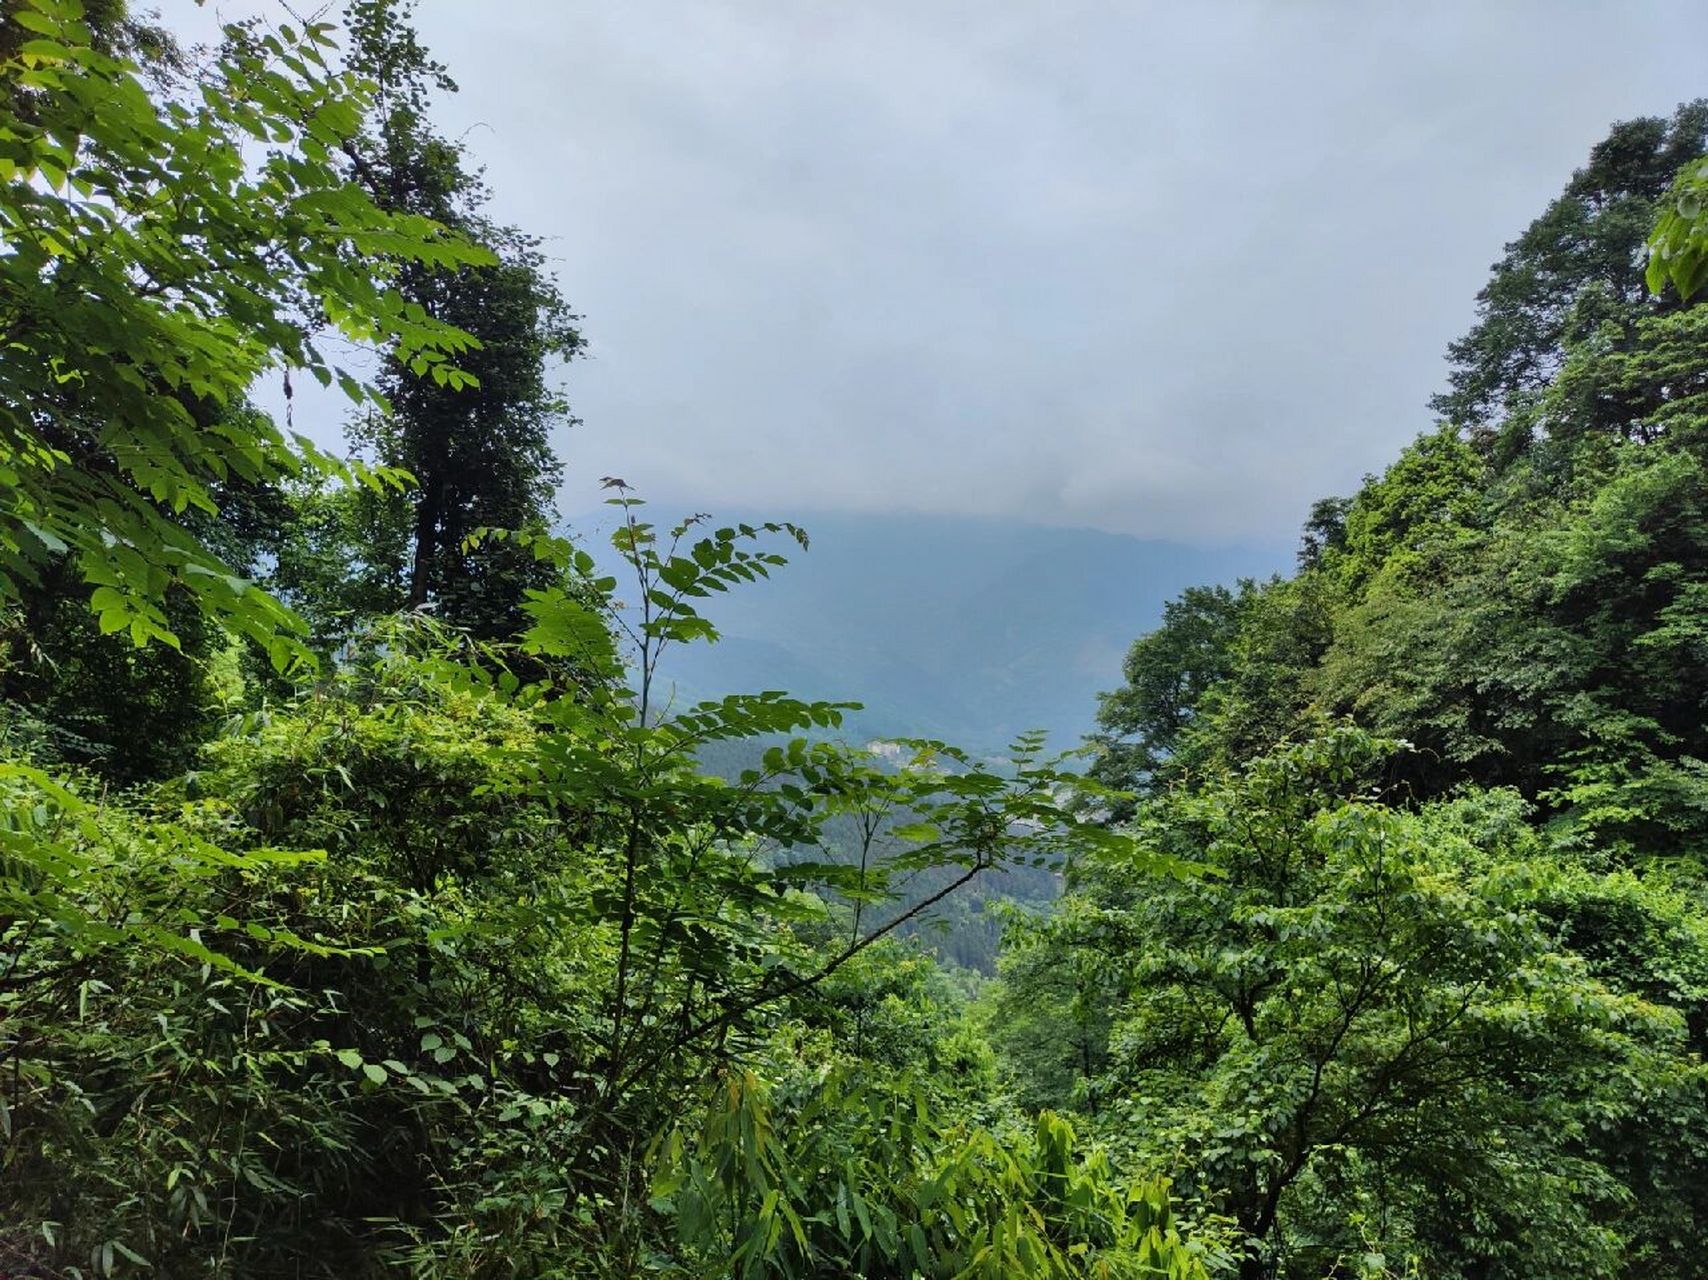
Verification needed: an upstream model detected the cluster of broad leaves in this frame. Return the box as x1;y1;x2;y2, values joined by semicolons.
997;730;1708;1277
1647;154;1708;301
0;0;484;664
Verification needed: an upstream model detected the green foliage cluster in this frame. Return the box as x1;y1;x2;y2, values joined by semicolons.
1092;100;1708;855
313;0;584;644
657;1067;1224;1279
1;528;1204;1277
1001;733;1708;1276
0;0;481;662
1647;155;1708;301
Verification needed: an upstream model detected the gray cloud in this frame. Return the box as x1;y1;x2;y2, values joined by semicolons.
165;1;1708;543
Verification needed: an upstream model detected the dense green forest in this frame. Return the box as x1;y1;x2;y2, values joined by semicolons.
3;2;1708;1277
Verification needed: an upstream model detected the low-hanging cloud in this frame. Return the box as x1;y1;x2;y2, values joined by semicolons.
170;0;1708;543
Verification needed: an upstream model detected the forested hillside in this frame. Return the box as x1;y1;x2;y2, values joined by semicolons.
1031;100;1708;1274
2;2;1708;1278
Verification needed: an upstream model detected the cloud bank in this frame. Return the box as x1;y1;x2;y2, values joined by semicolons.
171;1;1708;542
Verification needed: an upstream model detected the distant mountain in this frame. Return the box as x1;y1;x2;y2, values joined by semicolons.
572;508;1289;754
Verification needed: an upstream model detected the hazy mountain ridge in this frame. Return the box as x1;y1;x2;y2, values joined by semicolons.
575;508;1288;752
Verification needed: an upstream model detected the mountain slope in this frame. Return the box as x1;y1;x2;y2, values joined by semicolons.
575;508;1288;752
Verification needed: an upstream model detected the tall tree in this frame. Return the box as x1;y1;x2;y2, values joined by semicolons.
1089;582;1250;807
338;0;582;640
1432;101;1708;454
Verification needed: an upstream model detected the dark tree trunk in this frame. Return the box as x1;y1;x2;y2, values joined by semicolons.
408;469;442;609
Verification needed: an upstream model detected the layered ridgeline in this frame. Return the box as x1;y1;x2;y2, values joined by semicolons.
571;509;1283;753
564;510;1281;973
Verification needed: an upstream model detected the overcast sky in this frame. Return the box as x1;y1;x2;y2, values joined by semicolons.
166;1;1708;545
